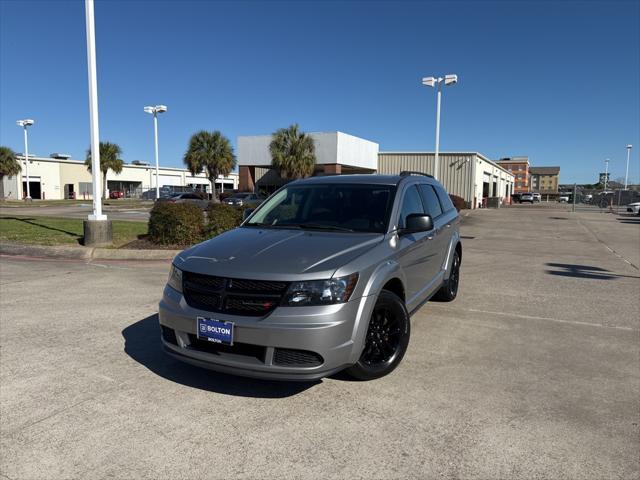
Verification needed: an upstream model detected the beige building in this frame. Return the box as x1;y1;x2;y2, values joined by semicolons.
1;154;238;200
529;166;560;194
378;152;515;208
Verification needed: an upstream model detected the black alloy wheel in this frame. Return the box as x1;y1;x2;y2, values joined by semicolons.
433;251;461;302
346;290;410;380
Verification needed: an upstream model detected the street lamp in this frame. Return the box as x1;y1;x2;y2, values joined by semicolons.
144;104;167;199
421;74;458;180
16;119;34;200
625;145;633;190
604;158;610;192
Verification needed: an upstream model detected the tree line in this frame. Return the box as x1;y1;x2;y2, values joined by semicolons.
0;123;316;200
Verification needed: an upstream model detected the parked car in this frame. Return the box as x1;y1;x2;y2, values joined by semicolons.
219;190;239;201
559;195;569;203
109;190;124;199
532;193;541;202
520;193;534;203
157;192;209;209
159;172;462;381
626;202;640;215
223;192;265;208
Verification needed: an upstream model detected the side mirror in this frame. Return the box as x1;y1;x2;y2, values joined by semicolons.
401;213;434;234
242;208;254;221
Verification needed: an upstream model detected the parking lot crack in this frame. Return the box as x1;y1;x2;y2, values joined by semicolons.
575;216;639;270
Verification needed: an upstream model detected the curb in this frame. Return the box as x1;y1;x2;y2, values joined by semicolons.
0;242;180;261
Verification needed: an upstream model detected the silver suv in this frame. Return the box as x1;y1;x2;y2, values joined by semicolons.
159;172;462;381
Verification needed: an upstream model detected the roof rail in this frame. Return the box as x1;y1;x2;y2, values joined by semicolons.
399;171;434;178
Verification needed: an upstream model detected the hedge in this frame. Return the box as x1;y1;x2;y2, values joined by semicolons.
148;202;205;245
205;203;243;238
449;194;466;212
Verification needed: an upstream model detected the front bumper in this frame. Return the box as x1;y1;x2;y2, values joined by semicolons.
158;285;377;381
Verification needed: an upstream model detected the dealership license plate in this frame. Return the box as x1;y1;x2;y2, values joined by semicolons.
196;317;234;345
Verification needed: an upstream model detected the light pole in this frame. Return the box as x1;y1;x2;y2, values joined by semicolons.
144;105;167;199
85;0;105;220
16;119;34;200
624;145;633;190
421;74;458;180
604;158;609;192
83;0;112;246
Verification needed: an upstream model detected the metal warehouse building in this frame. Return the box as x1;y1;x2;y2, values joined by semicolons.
1;155;238;200
378;152;514;208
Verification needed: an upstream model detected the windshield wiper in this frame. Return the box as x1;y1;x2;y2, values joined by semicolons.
297;223;355;232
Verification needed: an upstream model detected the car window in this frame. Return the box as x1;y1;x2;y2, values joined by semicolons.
398;185;425;229
433;185;455;213
418;184;443;218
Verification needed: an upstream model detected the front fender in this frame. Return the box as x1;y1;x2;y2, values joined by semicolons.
348;259;407;364
442;231;461;281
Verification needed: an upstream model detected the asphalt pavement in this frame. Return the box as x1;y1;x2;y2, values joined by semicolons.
0;203;150;222
1;207;638;479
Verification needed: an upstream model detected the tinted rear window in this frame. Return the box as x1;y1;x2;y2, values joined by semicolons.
434;185;455;212
418;184;443;218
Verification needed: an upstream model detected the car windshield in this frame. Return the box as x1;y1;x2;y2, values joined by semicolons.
244;183;396;233
232;193;250;199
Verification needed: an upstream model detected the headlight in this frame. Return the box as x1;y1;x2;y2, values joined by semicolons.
167;264;183;293
282;273;358;306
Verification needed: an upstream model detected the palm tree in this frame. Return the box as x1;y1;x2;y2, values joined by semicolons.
269;124;316;180
0;146;21;180
183;130;236;201
85;142;124;199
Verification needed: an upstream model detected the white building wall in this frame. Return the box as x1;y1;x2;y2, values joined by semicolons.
336;132;378;170
9;156;238;200
237;131;378;170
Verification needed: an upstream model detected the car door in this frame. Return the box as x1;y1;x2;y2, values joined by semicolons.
421;183;457;275
411;183;447;290
395;184;440;310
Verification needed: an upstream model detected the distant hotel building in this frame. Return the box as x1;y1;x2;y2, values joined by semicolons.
497;157;531;193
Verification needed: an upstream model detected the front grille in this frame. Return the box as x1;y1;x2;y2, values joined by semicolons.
183;271;289;317
187;334;265;362
273;348;324;367
161;325;178;346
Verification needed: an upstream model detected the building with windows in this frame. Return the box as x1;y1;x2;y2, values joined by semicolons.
598;172;610;185
496;157;530;193
530;166;560;195
0;154;238;200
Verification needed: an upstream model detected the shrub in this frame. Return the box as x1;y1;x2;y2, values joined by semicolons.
449;194;466;212
148;202;204;245
205;203;243;237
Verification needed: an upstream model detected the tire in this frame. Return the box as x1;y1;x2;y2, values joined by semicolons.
345;290;410;380
433;250;461;302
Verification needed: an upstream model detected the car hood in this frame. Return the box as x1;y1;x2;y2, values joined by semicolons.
175;227;384;280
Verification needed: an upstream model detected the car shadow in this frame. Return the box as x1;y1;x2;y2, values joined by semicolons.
122;314;318;398
616;214;640;224
545;263;639;280
3;216;82;244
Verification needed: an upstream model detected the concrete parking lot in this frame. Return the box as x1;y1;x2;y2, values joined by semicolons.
1;207;638;479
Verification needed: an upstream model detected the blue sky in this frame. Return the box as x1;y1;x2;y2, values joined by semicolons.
1;0;638;184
